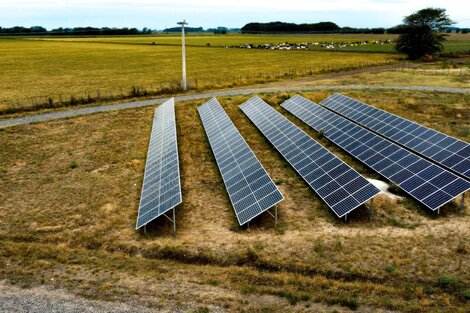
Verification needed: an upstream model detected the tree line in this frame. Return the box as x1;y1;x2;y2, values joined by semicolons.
241;22;389;34
0;26;150;35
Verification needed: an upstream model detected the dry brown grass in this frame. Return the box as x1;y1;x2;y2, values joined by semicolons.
0;90;469;312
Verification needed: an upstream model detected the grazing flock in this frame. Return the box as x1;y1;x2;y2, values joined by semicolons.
221;39;393;50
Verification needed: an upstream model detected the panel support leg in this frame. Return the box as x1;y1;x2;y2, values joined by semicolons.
461;193;465;214
344;214;347;222
173;207;176;236
247;221;250;230
369;198;374;221
275;205;278;228
144;225;147;236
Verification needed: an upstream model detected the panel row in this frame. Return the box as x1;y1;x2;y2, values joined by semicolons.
136;98;182;229
321;93;470;180
282;95;470;211
198;97;283;225
240;96;380;218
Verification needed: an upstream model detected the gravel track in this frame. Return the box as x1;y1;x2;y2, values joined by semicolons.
0;282;161;313
0;84;468;128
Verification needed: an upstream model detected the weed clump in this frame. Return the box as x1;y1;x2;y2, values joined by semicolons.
438;273;458;289
385;263;396;273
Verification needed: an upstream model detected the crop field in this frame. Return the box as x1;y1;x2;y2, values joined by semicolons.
0;36;399;115
0;90;469;312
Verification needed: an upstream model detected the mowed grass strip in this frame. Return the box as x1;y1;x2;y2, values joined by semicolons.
0;91;469;312
0;38;397;113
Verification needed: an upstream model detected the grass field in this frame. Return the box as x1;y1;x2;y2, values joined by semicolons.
0;90;469;312
313;61;470;88
0;37;399;114
21;32;470;53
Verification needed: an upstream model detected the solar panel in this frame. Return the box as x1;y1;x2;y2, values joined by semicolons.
282;95;470;212
240;96;380;218
321;93;470;181
136;98;182;230
198;97;283;226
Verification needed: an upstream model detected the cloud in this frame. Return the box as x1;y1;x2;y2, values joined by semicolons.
0;0;467;28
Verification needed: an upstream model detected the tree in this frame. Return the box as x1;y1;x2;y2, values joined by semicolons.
395;8;455;60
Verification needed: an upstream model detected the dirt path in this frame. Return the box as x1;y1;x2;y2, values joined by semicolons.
1;80;469;128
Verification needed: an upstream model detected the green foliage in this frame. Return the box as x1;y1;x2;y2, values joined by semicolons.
462;288;470;300
438;273;458;289
274;178;284;185
396;8;454;59
69;161;79;169
404;8;455;31
385;263;396;273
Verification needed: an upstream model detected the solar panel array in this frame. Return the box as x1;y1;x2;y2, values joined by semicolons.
136;98;182;229
198;98;283;225
321;93;470;181
240;96;380;218
282;95;470;211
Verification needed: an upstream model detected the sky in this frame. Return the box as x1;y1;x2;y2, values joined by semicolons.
0;0;469;30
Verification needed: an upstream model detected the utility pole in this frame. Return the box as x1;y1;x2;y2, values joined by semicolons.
177;19;188;91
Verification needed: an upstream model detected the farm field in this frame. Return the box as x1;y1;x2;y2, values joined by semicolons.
0;90;469;312
20;32;470;53
0;37;398;114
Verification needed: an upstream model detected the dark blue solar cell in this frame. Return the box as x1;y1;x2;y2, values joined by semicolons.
324;188;350;205
431;150;454;162
455;145;470;158
373;158;394;172
453;159;470;175
336;170;359;185
317;181;341;198
422;145;442;158
442;154;465;168
343;177;367;194
406;137;424;148
390;169;414;184
442;179;470;196
407;159;430;174
413;141;434;153
429;171;457;188
422;191;453;210
332;197;360;217
329;163;351;177
310;174;331;190
364;154;383;167
417;165;444;181
353;184;378;203
400;176;426;192
435;137;457;149
397;134;415;145
389;149;409;162
399;154;420;167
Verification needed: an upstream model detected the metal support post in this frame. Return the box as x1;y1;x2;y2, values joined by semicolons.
461;193;465;214
144;225;147;235
173;207;176;236
177;20;188;91
274;205;278;228
369;198;374;220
